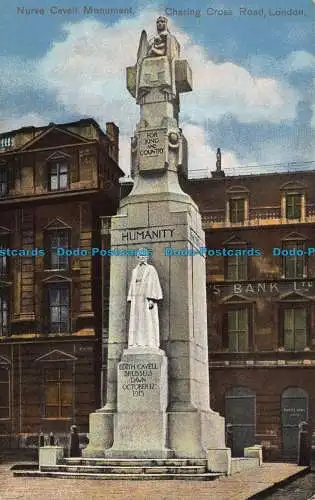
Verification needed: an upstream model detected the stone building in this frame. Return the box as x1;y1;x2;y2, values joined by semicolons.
0;119;123;449
187;165;315;461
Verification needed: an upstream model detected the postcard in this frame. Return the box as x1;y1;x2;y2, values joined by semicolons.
0;1;314;498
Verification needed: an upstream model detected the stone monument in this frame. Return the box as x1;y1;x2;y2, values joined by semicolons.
84;16;228;463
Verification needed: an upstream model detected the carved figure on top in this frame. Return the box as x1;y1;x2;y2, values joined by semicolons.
126;16;192;104
147;16;180;59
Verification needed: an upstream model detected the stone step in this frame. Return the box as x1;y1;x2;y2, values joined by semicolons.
60;458;207;467
13;470;222;481
41;464;207;474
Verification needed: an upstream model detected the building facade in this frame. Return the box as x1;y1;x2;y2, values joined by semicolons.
188;168;315;461
0;119;123;449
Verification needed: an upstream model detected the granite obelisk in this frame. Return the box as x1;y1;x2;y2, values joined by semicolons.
84;16;227;461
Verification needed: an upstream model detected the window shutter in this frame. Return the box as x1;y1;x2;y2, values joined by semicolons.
284;308;294;350
294;308;307;350
238;309;249;351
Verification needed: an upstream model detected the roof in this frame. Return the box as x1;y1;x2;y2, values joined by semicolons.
0;118;108;138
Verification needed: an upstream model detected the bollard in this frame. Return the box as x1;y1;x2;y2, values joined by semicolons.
38;432;45;448
49;432;55;446
69;425;81;458
298;421;311;466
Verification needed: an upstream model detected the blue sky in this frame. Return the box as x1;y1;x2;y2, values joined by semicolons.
0;0;314;174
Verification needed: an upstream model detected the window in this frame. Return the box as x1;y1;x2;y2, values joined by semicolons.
283;307;307;351
43;365;72;418
225;253;247;281
0;294;8;336
282;241;304;278
0;167;8;196
0;366;10;418
47;285;70;334
286;194;302;220
229;199;245;223
227;308;249;352
45;230;69;270
49;161;69;191
0;237;9;277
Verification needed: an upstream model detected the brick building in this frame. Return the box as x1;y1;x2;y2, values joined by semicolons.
187;165;315;461
0;119;123;449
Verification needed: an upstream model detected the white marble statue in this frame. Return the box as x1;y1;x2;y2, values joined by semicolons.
127;253;163;348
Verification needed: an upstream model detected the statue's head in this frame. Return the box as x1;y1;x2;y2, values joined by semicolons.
156;16;168;33
136;248;151;263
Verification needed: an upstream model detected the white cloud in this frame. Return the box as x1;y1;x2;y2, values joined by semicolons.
33;13;303;169
37;15;301;130
37;13;160;135
179;39;299;124
182;124;239;176
245;50;315;78
284;51;315;72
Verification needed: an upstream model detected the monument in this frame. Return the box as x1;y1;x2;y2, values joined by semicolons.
84;16;228;465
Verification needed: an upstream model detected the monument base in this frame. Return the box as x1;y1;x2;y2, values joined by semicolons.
105;347;171;458
168;409;226;458
82;411;113;458
106;443;173;459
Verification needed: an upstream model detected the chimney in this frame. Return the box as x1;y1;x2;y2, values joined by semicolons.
106;122;119;163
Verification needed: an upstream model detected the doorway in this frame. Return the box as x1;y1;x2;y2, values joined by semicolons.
281;387;308;460
225;386;256;456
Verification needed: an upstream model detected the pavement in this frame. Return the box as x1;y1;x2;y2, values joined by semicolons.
0;461;309;500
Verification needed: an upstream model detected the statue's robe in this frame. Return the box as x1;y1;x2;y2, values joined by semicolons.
127;263;163;348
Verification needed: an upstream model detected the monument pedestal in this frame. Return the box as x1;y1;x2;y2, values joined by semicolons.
105;347;172;458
